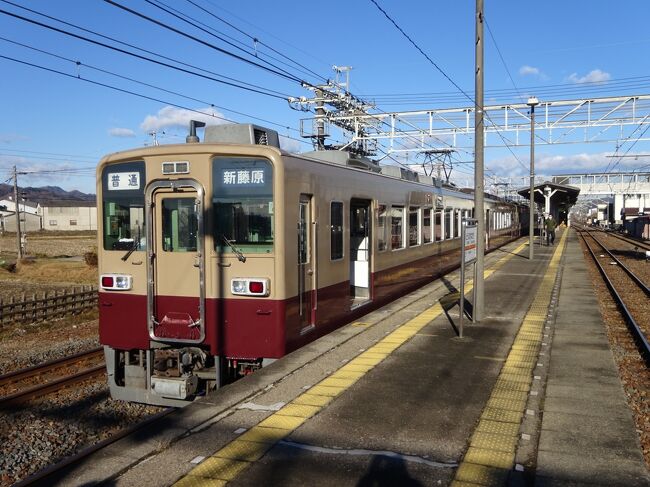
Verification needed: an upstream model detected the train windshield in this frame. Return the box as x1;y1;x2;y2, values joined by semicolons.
101;161;146;251
213;157;274;254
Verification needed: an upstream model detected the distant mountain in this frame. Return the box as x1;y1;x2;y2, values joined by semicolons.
0;183;95;204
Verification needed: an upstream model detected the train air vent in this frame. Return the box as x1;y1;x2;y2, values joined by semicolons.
254;129;269;145
204;124;280;148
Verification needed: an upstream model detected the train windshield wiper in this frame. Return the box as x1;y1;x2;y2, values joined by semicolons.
121;239;139;262
221;235;247;263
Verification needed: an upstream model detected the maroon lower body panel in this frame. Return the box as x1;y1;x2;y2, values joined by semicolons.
99;292;149;350
99;235;519;358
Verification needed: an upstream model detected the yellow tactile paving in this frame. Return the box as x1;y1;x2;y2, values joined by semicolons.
174;475;228;487
175;239;533;486
213;440;272;462
464;447;515;469
480;406;524;424
187;457;249;481
257;414;307;430
475;419;520;437
318;377;358;388
276;403;321;419
454;462;509;485
451;230;568;486
470;431;517;452
291;393;333;407
236;426;289;444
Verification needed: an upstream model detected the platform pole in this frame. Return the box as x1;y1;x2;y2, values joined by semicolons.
473;0;485;322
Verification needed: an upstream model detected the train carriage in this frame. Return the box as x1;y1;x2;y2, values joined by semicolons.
98;123;524;406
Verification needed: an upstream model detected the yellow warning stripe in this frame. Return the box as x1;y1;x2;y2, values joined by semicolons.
451;230;567;487
174;239;529;486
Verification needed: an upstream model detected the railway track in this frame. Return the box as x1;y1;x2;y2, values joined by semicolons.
588;225;650;252
577;227;650;365
0;347;105;407
13;407;175;487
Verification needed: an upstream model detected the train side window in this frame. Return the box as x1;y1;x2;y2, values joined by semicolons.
330;201;343;260
434;210;443;241
444;208;452;240
423;207;432;244
454;209;461;238
391;206;405;250
377;204;388;251
409;206;420;246
101;161;146;251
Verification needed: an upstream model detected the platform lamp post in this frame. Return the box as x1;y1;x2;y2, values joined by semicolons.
527;96;539;260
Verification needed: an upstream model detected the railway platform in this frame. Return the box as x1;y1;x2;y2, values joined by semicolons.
41;229;649;487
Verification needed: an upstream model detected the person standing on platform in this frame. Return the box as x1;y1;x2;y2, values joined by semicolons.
545;215;556;245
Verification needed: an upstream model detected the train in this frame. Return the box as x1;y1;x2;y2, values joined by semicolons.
97;122;527;406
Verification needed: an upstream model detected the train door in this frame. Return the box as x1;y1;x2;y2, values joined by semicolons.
146;180;205;343
350;199;371;307
298;194;316;331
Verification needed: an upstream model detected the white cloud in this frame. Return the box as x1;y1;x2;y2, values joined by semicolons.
140;106;227;132
567;69;611;84
109;127;136;138
519;65;540;76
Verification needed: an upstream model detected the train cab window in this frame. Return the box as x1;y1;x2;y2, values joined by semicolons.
330;201;343;260
213;157;274;254
377;204;388;251
101;161;146;251
434;210;443;241
161;198;198;252
423;207;432;244
444;209;452;240
409;207;420;246
390;206;405;250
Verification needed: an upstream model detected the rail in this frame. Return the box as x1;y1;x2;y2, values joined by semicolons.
13;408;175;487
0;347;104;387
0;286;97;326
577;228;650;365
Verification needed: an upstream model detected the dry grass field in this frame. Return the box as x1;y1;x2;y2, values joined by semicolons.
0;232;98;301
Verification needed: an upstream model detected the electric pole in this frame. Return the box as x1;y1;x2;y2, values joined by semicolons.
13;165;23;260
474;0;485;322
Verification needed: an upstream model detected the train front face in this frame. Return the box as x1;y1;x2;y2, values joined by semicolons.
97;144;284;406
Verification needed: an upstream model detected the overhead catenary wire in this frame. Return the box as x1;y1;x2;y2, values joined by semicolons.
0;2;292;99
367;0;529;173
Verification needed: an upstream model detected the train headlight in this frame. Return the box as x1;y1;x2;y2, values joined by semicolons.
100;274;133;291
231;278;270;297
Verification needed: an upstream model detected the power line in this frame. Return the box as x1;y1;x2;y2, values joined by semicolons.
179;0;329;83
0;35;302;136
0;2;291;99
104;0;304;84
0;53;311;149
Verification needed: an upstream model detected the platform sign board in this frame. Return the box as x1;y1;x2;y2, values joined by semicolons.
463;223;478;265
459;218;478;338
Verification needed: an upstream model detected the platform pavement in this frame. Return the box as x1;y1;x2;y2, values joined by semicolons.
534;229;649;487
39;230;649;486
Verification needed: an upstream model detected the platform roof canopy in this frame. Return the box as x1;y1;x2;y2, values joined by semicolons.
517;181;580;216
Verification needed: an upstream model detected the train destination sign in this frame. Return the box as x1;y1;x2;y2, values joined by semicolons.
107;172;140;191
220;168;266;186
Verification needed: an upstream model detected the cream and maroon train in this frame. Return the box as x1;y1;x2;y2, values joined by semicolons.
98;123;525;406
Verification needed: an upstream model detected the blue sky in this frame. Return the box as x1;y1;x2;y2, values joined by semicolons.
1;0;650;194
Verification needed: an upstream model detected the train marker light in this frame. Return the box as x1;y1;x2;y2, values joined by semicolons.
249;281;264;294
100;274;133;290
231;278;269;296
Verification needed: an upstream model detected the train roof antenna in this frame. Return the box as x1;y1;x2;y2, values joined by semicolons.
186;120;206;143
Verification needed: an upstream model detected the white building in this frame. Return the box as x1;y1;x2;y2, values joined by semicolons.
39;200;97;231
